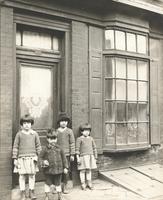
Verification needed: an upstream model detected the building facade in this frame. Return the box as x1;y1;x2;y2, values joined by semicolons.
0;0;163;199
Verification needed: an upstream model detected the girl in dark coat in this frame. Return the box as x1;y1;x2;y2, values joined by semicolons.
40;129;68;200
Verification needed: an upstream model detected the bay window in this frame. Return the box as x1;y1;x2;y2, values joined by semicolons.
104;29;149;151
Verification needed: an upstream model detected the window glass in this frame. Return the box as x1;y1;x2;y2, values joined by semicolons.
116;123;127;144
138;123;148;142
105;79;115;99
115;30;125;50
116;80;126;100
20;65;53;129
128;81;137;101
128;123;137;143
16;30;21;46
138;61;148;80
105;57;115;77
137;35;147;54
53;36;59;50
23;31;52;49
105;30;114;49
116;58;126;79
105;123;115;145
127;33;136;52
105;101;115;122
127;59;137;79
117;103;126;122
138;103;148;121
128;103;137;121
138;82;148;101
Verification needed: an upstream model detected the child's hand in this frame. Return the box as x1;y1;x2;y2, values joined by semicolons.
70;155;74;162
64;168;68;174
77;157;81;165
43;160;49;167
14;159;18;167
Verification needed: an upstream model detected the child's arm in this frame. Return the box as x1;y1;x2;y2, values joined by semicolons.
39;147;49;168
76;137;81;164
92;138;98;159
35;132;42;155
12;132;20;159
69;129;75;161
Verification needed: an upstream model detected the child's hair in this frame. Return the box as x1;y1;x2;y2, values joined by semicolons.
20;114;34;125
47;129;57;140
57;112;71;124
79;123;91;134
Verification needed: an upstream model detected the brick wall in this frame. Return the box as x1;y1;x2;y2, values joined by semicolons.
0;6;14;199
71;21;89;138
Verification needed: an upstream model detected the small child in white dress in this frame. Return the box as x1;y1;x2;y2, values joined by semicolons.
76;123;97;190
12;114;42;200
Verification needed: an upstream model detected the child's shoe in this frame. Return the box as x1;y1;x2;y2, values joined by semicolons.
62;184;70;194
44;192;50;200
87;181;93;190
20;190;26;200
81;183;86;190
57;192;63;200
29;189;37;199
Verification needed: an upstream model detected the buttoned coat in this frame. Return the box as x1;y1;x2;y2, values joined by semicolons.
40;143;68;175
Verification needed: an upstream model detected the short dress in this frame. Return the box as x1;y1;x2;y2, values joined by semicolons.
76;135;97;170
13;156;39;175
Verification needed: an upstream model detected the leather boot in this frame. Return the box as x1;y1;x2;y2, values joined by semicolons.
29;189;37;199
20;190;26;200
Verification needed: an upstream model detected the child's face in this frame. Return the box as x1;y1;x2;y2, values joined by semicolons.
47;137;57;144
82;130;90;137
22;122;31;130
59;120;68;128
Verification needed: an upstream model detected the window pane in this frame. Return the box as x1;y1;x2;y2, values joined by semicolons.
105;102;115;122
105;79;115;99
53;36;59;50
138;103;148;121
105;57;115;77
128;123;137;144
127;59;137;79
105;123;115;145
23;31;52;49
115;30;125;50
117;103;126;122
127;33;136;52
105;30;114;49
137;35;147;54
128;81;137;101
16;30;21;46
116;123;127;144
128;103;137;121
116;58;126;79
138;61;148;80
20;66;53;129
116;80;126;100
138;123;148;142
138;82;148;101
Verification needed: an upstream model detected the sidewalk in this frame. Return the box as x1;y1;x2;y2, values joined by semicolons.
12;179;147;200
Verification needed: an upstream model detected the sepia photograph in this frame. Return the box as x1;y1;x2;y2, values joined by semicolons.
0;0;163;199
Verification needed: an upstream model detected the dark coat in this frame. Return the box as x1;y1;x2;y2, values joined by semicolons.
40;143;68;175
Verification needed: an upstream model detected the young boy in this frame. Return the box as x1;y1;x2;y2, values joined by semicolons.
40;129;68;200
12;114;42;200
56;112;75;193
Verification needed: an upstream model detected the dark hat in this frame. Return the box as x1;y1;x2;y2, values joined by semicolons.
47;129;57;139
20;114;34;125
79;123;91;132
57;112;71;123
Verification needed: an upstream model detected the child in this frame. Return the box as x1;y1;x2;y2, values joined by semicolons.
40;129;68;200
56;112;75;193
12;114;42;200
76;123;97;190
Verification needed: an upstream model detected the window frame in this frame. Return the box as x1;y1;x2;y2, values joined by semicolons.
103;27;150;152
